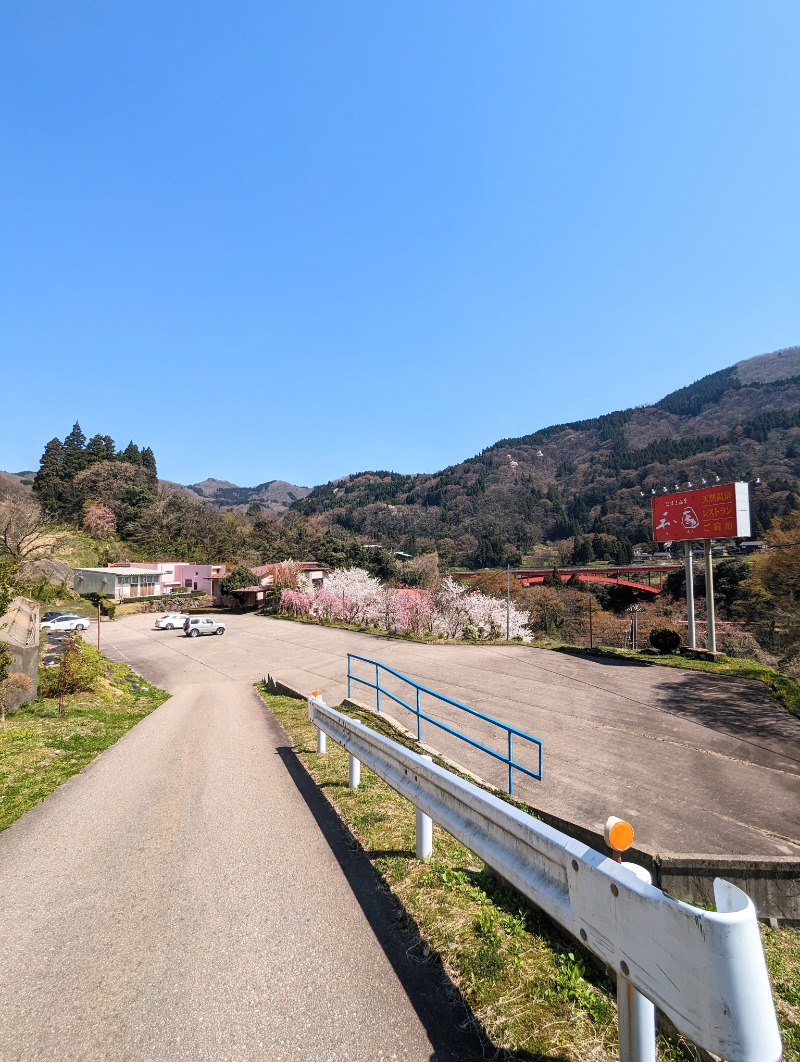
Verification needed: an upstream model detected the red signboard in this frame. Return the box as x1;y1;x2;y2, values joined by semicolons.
651;482;751;542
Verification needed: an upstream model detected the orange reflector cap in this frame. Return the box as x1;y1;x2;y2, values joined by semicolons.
604;816;634;851
311;690;319;697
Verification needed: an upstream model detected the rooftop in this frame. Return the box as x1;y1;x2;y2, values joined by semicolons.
73;566;164;577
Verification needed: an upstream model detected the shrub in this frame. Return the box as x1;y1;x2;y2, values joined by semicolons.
39;635;106;704
649;626;682;654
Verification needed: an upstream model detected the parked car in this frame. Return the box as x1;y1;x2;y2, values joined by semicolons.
42;611;78;622
154;613;190;630
40;615;90;631
183;616;226;638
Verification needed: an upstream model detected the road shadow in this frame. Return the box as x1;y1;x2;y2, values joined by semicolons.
648;673;800;769
274;743;568;1062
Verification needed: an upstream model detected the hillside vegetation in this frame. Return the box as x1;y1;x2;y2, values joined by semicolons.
294;346;800;566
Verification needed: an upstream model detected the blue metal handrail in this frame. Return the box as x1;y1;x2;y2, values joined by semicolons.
346;653;542;794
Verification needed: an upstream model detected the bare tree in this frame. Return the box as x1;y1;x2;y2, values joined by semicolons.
0;493;65;566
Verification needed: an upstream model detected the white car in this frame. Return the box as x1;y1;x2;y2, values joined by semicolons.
154;613;190;630
40;615;90;632
183;616;226;637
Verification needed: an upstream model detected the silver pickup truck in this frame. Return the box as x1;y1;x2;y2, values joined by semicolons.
183;616;226;637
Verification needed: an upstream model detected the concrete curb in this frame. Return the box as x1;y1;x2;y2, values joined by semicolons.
266;676;800;924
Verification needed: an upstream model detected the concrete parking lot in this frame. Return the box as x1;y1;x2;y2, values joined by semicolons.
100;612;800;859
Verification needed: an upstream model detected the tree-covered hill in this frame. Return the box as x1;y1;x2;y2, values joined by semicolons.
293;346;800;565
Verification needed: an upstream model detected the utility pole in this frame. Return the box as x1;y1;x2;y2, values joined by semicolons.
506;562;511;641
588;592;594;650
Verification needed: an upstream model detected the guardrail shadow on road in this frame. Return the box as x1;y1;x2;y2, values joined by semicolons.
273;742;570;1062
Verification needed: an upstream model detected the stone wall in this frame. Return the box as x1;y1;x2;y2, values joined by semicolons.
0;596;39;709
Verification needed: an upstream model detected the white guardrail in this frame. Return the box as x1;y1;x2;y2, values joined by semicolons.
308;695;782;1062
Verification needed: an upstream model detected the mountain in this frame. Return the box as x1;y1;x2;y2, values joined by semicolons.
292;346;800;564
177;477;310;514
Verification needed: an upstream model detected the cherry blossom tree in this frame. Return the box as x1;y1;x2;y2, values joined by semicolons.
314;588;340;622
82;503;117;539
432;577;471;637
280;589;312;616
318;568;382;624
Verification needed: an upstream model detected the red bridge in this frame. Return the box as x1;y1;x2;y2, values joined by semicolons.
458;564;682;595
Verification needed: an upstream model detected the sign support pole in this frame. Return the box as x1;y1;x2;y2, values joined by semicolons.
684;542;696;649
704;539;717;653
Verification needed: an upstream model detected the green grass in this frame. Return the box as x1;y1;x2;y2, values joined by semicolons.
258;686;766;1061
0;662;169;832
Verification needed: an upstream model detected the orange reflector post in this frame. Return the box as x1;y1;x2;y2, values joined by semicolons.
311;690;319;698
604;816;635;852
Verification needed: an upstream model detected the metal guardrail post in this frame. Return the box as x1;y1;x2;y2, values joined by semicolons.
375;662;381;713
508;732;514;795
416;755;433;860
348;754;361;789
416;687;421;741
310;691;328;754
347;657;352;699
618;862;656;1062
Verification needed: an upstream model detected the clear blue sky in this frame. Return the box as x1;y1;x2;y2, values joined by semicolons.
2;2;798;488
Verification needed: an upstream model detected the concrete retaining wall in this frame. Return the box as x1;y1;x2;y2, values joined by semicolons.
0;597;39;710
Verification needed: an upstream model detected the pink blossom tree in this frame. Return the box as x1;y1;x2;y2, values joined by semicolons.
82;504;117;539
280;589;312;616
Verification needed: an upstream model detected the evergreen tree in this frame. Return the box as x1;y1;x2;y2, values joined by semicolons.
121;441;142;465
86;434;116;464
32;438;66;516
140;446;157;478
61;422;88;480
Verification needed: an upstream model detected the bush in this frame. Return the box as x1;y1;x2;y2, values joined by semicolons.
39;636;106;700
649;626;682;654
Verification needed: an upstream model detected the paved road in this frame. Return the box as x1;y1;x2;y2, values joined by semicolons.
98;614;800;859
0;637;486;1059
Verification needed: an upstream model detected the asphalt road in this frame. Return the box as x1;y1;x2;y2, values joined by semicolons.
0;628;487;1060
97;613;800;859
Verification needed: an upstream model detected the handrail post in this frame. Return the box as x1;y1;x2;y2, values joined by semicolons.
618;863;656;1062
416;687;421;742
347;655;352;699
508;731;514;795
375;662;381;713
416;755;433;860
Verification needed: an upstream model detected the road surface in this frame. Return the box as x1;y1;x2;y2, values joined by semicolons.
99;613;800;859
0;626;487;1060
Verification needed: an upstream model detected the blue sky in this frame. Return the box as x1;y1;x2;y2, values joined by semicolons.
2;2;798;488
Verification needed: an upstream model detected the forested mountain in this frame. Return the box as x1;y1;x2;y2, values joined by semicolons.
293;346;800;566
178;477;310;514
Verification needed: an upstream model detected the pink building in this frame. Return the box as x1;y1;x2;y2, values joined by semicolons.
109;561;228;601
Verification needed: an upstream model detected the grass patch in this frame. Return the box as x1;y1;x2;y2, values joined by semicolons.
258;686;769;1061
0;662;169;832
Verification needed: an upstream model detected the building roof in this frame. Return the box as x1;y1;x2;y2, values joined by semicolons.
73;566;163;577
